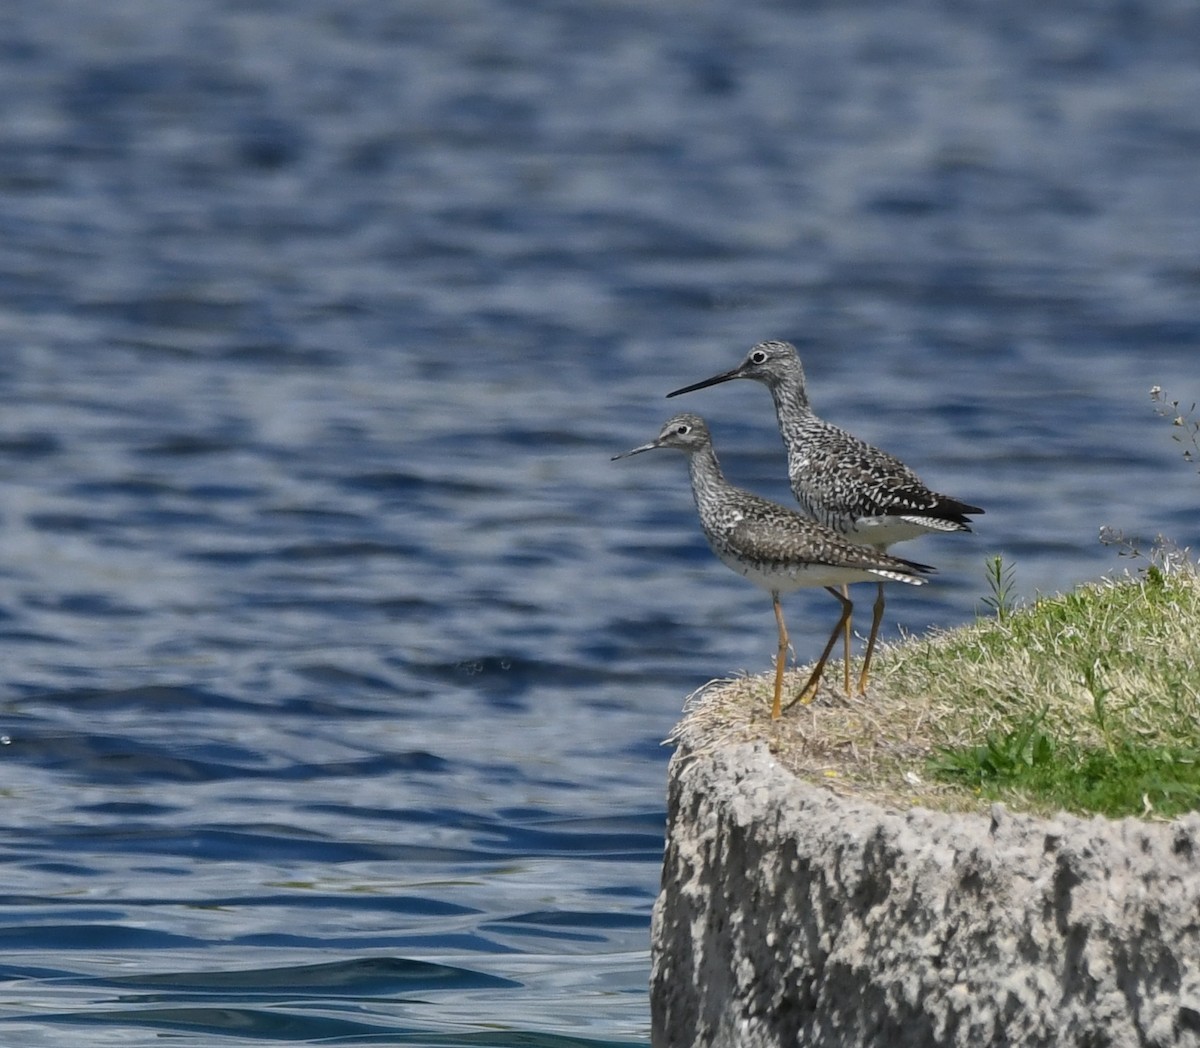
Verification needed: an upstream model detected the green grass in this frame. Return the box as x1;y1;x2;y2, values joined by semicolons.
675;553;1200;820
929;711;1200;818
879;551;1200;818
676;390;1200;820
882;389;1200;818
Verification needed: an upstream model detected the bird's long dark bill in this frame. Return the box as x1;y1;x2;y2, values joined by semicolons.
665;366;743;398
611;440;661;461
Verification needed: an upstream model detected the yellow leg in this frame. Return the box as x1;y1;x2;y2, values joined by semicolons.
857;582;886;694
784;587;854;712
841;583;853;696
771;592;789;720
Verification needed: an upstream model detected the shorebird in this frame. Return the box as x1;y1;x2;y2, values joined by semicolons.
667;340;981;695
613;413;934;718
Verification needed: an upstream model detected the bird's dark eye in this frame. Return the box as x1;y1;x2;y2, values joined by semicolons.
675;425;689;435
750;351;767;364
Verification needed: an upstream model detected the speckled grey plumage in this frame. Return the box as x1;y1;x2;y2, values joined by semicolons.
614;413;933;716
668;340;983;547
667;340;979;697
615;413;934;592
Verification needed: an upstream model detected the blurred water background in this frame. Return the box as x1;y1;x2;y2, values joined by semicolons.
1;1;1199;1045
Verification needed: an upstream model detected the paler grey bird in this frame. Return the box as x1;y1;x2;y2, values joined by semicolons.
667;340;982;695
613;412;934;719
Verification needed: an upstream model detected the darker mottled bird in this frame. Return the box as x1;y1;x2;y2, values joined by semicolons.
614;413;934;718
667;340;981;694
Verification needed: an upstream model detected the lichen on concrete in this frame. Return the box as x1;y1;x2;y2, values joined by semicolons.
652;739;1200;1048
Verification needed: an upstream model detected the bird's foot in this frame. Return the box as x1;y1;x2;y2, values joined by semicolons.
792;682;819;707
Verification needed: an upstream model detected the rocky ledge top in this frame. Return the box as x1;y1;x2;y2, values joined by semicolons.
651;737;1200;1048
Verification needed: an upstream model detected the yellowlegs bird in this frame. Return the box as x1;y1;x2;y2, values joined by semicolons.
613;413;934;719
667;340;981;695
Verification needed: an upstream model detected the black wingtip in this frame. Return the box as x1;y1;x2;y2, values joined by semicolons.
944;499;985;521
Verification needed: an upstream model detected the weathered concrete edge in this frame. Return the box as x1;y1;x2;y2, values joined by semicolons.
651;740;1200;1048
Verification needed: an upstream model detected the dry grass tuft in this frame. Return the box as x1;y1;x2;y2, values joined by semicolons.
669;557;1200;817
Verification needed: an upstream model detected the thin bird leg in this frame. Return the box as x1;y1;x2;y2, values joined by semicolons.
840;583;853;696
771;591;789;720
786;587;853;712
857;581;886;695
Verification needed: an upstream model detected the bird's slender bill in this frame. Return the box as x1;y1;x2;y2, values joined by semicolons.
665;366;744;398
611;440;661;461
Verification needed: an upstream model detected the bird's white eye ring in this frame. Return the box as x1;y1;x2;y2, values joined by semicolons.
675;424;689;435
750;351;767;364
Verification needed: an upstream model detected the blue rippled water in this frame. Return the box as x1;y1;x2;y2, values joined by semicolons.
2;1;1200;1045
